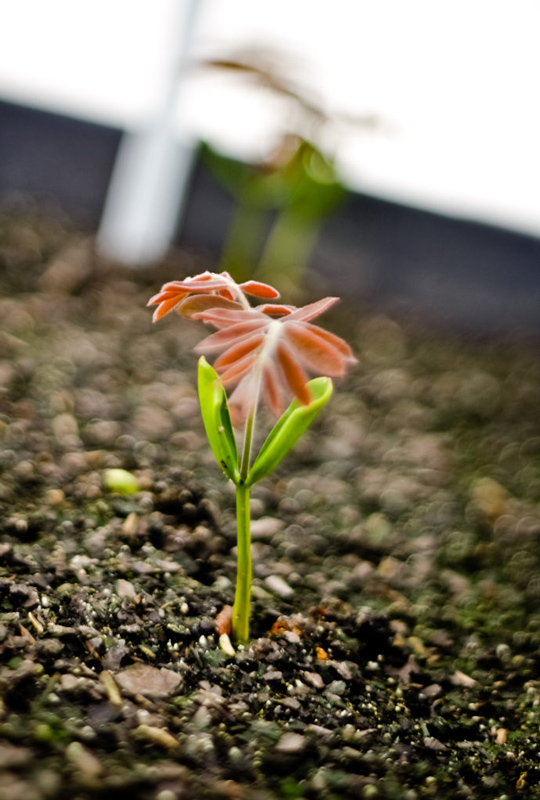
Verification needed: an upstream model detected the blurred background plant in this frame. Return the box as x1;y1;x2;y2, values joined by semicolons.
2;1;539;335
201;48;380;293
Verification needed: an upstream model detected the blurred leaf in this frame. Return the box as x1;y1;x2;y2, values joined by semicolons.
202;140;344;216
282;142;345;218
200;143;250;198
201;143;288;208
202;50;381;135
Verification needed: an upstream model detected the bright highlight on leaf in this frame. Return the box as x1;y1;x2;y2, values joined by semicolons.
149;271;356;644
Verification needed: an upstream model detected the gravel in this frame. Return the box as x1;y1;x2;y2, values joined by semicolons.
2;209;540;798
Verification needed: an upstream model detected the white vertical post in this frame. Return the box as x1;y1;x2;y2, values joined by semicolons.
97;0;202;265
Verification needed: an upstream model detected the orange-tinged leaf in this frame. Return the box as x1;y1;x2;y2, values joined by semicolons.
146;280;190;302
146;288;182;306
193;307;262;329
303;322;357;360
151;293;188;321
185;274;230;289
284;322;349;375
192;271;214;282
177;295;243;318
214;335;264;370
276;342;311;405
262;363;286;417
239;280;280;298
260;304;295;316
219;356;257;385
286;296;339;322
195;320;268;352
149;272;356;423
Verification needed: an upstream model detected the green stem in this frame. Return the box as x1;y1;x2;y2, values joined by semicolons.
232;482;251;644
240;411;255;479
256;208;320;291
231;402;258;644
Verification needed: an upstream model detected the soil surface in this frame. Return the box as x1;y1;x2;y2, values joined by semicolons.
1;210;540;800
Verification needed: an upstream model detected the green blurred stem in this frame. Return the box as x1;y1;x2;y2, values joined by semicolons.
257;209;320;288
220;201;267;283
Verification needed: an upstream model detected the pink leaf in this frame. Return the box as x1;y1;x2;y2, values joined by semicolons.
176;295;243;318
285;297;339;322
302;322;358;360
219;355;257;385
214;335;264;370
262;362;286;417
283;322;355;375
195;319;269;353
192;308;262;329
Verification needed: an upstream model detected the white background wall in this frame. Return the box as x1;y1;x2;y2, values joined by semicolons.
1;0;539;236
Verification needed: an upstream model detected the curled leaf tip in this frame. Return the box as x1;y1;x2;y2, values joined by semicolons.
239;280;280;299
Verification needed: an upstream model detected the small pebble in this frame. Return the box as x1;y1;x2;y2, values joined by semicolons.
264;575;294;599
250;517;284;540
275;732;307;755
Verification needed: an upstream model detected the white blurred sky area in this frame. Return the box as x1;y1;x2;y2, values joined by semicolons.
1;0;539;236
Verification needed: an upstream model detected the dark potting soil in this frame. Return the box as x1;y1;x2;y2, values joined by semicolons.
1;210;540;799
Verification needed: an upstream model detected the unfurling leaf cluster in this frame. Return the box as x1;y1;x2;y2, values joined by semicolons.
198;356;333;487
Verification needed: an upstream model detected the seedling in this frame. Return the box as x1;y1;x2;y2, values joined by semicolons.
148;271;356;643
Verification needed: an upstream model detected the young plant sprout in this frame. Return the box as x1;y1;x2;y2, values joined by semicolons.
148;271;356;644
